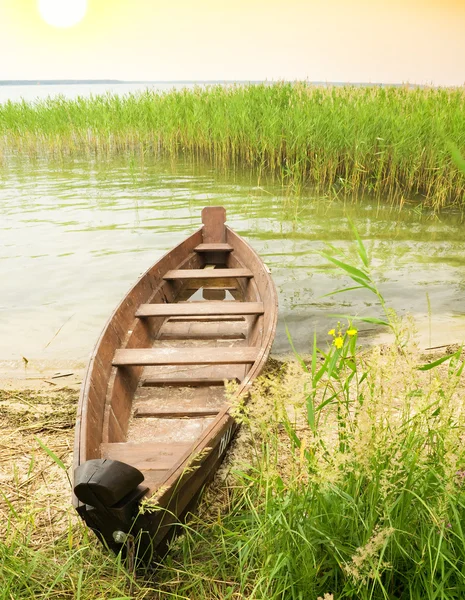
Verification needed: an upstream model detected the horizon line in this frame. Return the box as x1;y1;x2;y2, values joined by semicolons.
0;79;439;88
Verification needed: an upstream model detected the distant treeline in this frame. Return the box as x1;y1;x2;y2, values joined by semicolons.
1;82;464;209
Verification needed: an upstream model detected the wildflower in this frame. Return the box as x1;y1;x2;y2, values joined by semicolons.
334;336;344;349
328;329;336;336
346;328;358;336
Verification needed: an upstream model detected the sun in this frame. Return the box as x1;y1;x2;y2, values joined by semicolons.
38;0;88;28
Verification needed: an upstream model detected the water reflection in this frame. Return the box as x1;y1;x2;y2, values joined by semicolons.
1;156;465;362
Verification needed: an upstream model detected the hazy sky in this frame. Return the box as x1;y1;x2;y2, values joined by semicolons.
1;0;464;85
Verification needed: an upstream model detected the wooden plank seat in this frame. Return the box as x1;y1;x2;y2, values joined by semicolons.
136;301;264;318
141;377;240;387
168;315;245;322
163;268;253;280
101;441;191;471
194;243;233;252
134;406;222;418
113;346;259;367
158;321;246;341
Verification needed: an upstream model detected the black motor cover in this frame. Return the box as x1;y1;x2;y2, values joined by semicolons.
74;458;144;507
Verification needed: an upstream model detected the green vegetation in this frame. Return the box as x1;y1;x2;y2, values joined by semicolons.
155;338;465;599
1;83;465;209
3;81;465;597
6;332;465;598
151;236;465;599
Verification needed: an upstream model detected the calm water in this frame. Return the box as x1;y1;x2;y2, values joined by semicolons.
0;82;221;104
2;156;465;364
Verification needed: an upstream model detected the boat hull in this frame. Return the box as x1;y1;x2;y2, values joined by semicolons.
73;207;277;559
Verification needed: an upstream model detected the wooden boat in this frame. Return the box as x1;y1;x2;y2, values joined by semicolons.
73;206;277;560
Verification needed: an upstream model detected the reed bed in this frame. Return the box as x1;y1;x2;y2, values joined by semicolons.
1;83;465;209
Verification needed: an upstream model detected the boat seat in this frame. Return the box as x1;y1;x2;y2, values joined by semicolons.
163;268;253;280
134;406;222;418
194;243;233;252
113;346;259;367
135;301;264;318
101;441;191;472
140;377;240;387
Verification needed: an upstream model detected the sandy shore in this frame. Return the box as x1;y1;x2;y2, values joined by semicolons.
0;359;85;392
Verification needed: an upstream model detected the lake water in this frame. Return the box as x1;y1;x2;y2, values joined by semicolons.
2;154;465;368
0;82;225;104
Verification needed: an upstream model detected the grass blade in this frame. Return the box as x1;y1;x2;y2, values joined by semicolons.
320;252;370;282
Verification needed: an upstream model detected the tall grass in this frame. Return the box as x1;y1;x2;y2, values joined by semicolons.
154;338;465;599
150;234;465;599
1;83;465;209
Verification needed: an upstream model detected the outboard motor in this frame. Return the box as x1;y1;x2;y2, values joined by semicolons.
74;459;148;553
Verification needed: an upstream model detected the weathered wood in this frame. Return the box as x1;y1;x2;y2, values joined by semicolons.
141;377;239;387
159;320;246;340
168;315;245;322
134;406;221;418
185;285;237;291
226;226;278;395
73;206;278;561
102;441;192;471
136;301;264;317
164;268;253;280
201;206;226;243
202;288;226;300
194;243;233;252
113;346;259;367
141;363;246;384
184;279;239;289
128;415;215;445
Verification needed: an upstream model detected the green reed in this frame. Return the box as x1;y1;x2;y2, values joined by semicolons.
1;83;465;209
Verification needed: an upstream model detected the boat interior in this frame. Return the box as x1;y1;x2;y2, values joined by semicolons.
78;207;274;497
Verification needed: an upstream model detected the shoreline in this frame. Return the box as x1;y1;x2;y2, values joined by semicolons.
0;359;85;391
1;318;463;392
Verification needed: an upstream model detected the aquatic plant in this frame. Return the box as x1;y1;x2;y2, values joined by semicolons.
1;83;465;209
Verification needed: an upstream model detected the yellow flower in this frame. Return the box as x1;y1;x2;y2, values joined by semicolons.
346;328;358;336
328;329;336;336
333;336;344;349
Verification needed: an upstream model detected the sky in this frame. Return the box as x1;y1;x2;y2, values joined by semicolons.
0;0;464;85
